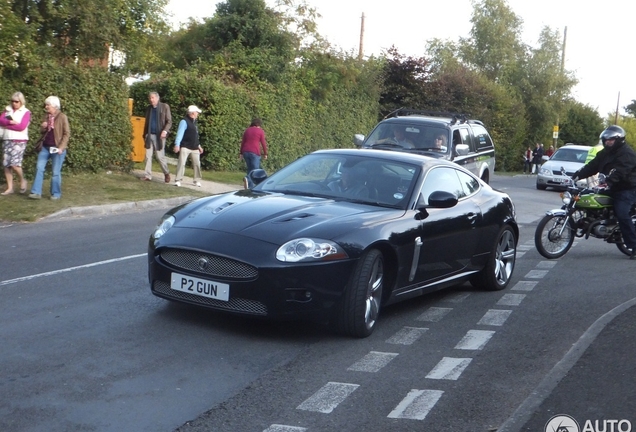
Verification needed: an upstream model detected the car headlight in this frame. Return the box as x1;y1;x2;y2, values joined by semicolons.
276;238;348;262
153;215;175;239
539;168;551;175
561;191;572;205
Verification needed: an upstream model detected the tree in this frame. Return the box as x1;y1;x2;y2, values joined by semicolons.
10;0;170;72
460;0;525;84
559;101;604;145
625;100;636;117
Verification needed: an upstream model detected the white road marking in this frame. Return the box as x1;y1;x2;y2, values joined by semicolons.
296;382;359;414
478;309;513;326
516;251;526;258
263;426;307;432
386;327;429;345
387;389;444;420
348;351;399;373
416;307;453;322
426;357;472;380
0;254;146;287
455;330;496;350
525;270;548;279
442;292;471;303
536;260;557;269
511;281;538;291
516;244;534;251
497;293;526;306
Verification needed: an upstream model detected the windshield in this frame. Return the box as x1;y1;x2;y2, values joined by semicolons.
255;153;420;209
551;148;588;163
365;123;450;156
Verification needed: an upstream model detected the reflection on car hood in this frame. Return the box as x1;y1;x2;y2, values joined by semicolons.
171;191;404;243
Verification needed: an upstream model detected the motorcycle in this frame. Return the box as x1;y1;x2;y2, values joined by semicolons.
534;172;636;259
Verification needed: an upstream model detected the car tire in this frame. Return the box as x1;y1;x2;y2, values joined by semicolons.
470;225;516;291
333;249;384;338
536;183;547;190
481;171;490;184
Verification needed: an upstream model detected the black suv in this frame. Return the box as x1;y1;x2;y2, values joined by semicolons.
354;109;496;183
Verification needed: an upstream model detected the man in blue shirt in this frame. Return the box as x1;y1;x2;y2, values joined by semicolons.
173;105;203;187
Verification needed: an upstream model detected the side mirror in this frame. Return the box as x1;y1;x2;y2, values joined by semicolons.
421;191;458;209
353;134;365;147
249;169;268;186
455;144;469;156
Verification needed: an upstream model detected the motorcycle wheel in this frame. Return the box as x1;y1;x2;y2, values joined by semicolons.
534;214;575;259
616;242;631;256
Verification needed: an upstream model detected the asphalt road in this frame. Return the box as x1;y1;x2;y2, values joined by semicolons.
1;174;634;432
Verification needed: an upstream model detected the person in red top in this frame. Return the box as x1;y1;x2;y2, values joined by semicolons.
239;117;268;188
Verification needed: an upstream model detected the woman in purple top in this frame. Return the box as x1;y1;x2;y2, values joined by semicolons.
239;117;268;187
0;92;31;195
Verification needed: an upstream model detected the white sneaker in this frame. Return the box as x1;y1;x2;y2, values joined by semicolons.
175;181;181;187
194;181;202;187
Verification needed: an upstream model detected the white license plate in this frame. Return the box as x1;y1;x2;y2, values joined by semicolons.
170;273;230;301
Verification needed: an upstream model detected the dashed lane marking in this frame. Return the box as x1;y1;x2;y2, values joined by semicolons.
497;293;526;306
478;309;513;326
454;330;496;350
426;357;472;380
347;351;399;373
511;281;538;291
296;382;359;414
416;307;453;322
263;425;307;432
442;292;471;303
525;269;548;278
536;260;557;269
387;389;444;420
386;326;429;345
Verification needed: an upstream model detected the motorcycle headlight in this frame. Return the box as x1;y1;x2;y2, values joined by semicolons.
276;238;348;262
153;215;175;239
561;191;572;205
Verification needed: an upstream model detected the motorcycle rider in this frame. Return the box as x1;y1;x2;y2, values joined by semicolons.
573;125;636;259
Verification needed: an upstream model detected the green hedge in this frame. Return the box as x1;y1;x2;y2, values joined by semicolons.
1;63;133;178
129;67;381;173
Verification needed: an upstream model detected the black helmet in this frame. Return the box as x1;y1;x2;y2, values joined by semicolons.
600;125;626;145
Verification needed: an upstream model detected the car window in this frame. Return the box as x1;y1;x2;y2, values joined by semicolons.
366;123;450;155
471;124;493;151
258;153;419;209
419;167;465;205
552;148;588;163
456;169;480;196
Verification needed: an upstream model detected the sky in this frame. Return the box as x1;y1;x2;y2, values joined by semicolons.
166;0;636;118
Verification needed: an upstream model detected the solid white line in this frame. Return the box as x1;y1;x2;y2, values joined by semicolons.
296;382;359;414
348;351;399;373
454;330;496;350
478;309;513;326
387;389;444;420
426;357;472;380
0;254;147;287
498;293;526;306
511;281;538;291
386;327;429;345
416;307;453;322
263;425;307;432
525;270;548;279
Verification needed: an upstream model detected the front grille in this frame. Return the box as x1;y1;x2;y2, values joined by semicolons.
551;170;576;177
160;248;258;279
154;280;268;315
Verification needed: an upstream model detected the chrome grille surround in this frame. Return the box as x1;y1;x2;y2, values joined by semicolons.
153;280;267;315
160;248;258;279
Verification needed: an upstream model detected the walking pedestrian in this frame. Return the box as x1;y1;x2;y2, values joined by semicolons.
173;105;203;187
142;91;172;183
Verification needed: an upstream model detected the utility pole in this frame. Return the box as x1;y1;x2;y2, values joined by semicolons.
358;12;365;61
554;26;567;149
615;91;620;124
